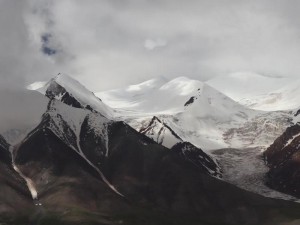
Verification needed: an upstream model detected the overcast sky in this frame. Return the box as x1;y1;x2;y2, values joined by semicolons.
2;0;300;91
1;0;300;132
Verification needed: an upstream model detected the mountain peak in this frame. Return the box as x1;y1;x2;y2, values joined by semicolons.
28;73;114;118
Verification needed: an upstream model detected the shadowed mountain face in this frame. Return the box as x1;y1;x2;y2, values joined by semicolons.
4;74;300;225
0;135;33;223
138;116;222;177
13;113;300;225
264;123;300;197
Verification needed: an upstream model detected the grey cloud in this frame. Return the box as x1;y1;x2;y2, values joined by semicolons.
22;0;300;91
2;0;300;132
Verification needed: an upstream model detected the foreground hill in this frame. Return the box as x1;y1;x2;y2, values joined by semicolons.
0;135;33;224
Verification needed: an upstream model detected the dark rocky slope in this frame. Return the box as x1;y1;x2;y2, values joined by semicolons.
11;108;300;225
0;135;33;224
264;123;300;197
3;74;300;225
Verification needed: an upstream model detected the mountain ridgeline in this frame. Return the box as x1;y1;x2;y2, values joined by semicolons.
1;74;300;224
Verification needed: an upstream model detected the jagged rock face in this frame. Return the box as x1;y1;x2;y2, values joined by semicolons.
138;116;221;177
264;123;300;197
39;74;113;117
46;80;83;108
171;142;221;177
14;126;128;213
13;111;300;225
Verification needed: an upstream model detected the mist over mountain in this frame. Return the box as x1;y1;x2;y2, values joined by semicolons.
3;1;300;224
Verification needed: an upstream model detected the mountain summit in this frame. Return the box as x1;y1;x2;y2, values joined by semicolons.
6;73;298;225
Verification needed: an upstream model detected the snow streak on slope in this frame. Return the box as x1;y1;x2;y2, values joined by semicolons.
45;100;123;196
11;145;38;200
26;74;124;196
207;72;300;111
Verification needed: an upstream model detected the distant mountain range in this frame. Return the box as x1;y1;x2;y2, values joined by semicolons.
1;73;300;224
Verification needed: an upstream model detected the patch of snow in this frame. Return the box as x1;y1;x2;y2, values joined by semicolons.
27;81;47;91
11;146;38;200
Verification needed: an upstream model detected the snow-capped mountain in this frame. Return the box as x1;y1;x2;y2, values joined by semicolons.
96;76;300;200
98;76;292;151
26;74;220;178
11;74;300;225
36;73;114;117
207;72;300;111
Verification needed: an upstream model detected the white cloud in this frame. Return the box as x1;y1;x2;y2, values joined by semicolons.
3;0;300;91
2;0;300;131
144;38;167;50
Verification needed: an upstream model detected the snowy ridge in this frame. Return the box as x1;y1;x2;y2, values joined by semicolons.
26;77;124;196
34;74;114;118
139;116;182;149
134;116;221;177
99;77;265;150
98;77;209;115
207;72;300;111
98;76;295;151
46;100;88;152
45;100;122;196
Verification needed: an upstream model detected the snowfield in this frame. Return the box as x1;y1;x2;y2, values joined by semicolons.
26;73;300;202
97;76;293;151
207;72;300;111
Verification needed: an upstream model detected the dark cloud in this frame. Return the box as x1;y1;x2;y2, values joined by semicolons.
41;33;57;55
